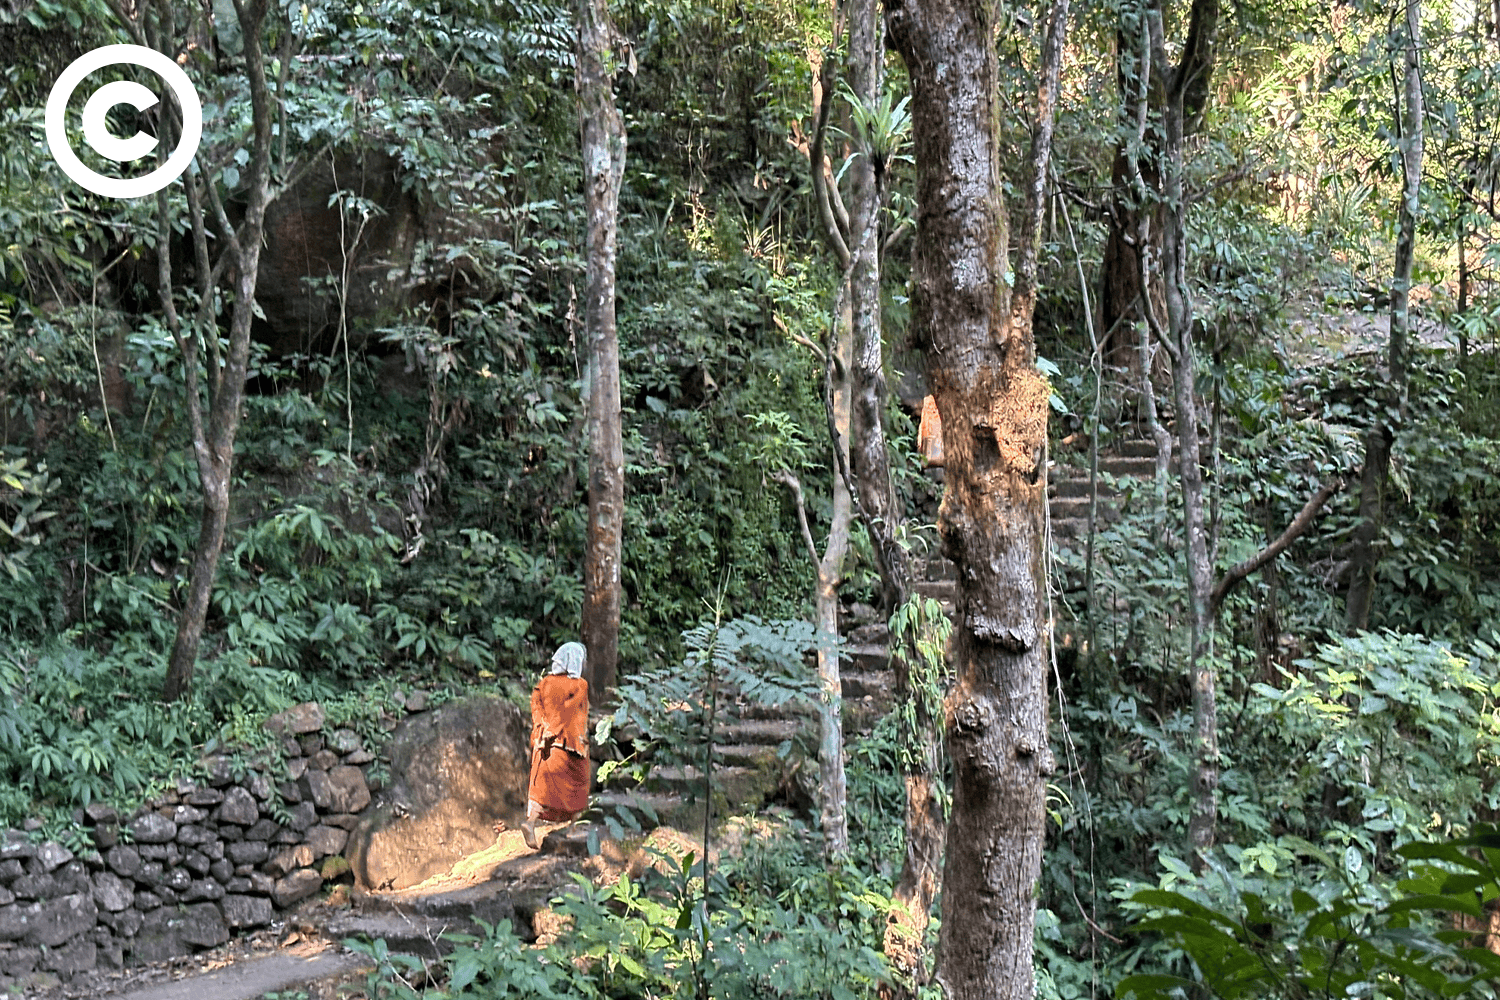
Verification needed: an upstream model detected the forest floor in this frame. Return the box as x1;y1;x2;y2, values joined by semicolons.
1282;298;1478;362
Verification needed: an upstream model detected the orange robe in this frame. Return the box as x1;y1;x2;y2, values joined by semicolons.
528;674;590;820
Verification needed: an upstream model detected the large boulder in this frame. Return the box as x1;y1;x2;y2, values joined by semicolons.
345;696;532;891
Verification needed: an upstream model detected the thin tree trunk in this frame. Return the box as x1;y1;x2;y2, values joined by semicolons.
886;0;1066;993
846;0;911;616
1347;0;1421;634
1135;0;1221;865
162;0;276;702
773;456;850;860
817;303;854;859
577;0;628;706
838;0;945;974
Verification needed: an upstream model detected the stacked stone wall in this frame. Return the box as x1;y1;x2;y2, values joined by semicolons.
0;695;426;987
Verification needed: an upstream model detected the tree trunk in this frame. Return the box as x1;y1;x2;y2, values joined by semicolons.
817;308;854;859
1133;0;1221;866
837;0;945;974
886;0;1066;992
846;0;911;616
577;0;628;706
161;0;276;702
1346;0;1421;634
1101;0;1218;387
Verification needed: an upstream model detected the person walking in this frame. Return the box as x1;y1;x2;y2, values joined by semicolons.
522;642;591;849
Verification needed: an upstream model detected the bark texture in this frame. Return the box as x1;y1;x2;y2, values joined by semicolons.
577;0;628;706
886;0;1065;991
1347;0;1421;634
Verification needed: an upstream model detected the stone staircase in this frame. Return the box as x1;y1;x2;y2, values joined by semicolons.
593;438;1177;832
304;439;1180;969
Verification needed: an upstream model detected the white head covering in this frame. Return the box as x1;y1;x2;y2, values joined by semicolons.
550;642;587;679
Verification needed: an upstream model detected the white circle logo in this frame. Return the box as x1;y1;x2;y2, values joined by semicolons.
44;44;203;200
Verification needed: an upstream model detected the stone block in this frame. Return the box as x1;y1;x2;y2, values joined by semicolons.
183;879;224;902
91;872;132;912
244;819;280;842
41;938;95;977
221;894;274;929
271;870;322;908
303;826;348;860
175;825;212;847
33;842;73;873
265;702;325;737
9;873;56;900
184;788;224;807
104;846;140;879
169;805;207;826
128;813;176;844
27;894;98;948
265;845;314;878
215;786;259;826
227;841;269;866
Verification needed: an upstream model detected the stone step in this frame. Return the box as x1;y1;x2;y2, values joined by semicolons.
1050;517;1087;540
711;742;784;768
332;882;523;959
1096;455;1160;479
844;643;890;673
1050;496;1117;521
595;789;695;829
926;556;958;581
1050;475;1098;499
1116;438;1161;458
717;718;802;747
915;579;957;603
841;669;892;701
642;765;783;822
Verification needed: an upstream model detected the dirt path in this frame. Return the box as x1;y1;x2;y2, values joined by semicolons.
104;944;366;1000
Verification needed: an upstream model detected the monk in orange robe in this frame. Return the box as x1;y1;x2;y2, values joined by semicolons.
522;642;591;849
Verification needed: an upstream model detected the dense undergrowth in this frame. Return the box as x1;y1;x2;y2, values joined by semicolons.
5;0;1500;996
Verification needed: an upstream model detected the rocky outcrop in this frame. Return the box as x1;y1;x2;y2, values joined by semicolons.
345;696;532;893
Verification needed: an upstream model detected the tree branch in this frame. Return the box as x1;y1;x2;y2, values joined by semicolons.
1210;479;1344;613
810;52;852;268
773;469;821;567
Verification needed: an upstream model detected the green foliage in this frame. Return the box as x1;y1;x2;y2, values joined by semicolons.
352;824;889;999
1242;631;1500;852
1116;826;1500;1000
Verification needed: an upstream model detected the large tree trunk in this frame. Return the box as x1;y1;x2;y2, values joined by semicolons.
161;0;276;702
1347;0;1421;633
836;0;944;975
577;0;628;706
886;0;1066;993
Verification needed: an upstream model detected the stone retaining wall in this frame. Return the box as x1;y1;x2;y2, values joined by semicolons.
0;695;424;987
